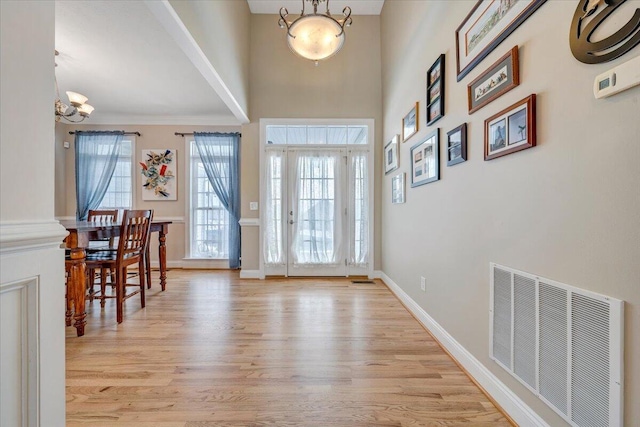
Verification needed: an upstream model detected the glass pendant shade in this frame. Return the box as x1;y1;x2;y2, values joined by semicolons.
77;103;94;116
288;15;345;61
66;91;88;107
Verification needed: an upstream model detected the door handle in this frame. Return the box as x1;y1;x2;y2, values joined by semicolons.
289;220;294;225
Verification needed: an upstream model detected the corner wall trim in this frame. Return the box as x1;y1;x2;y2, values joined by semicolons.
379;271;549;427
239;270;261;279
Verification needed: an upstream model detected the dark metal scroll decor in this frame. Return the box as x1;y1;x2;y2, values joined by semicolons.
570;0;640;64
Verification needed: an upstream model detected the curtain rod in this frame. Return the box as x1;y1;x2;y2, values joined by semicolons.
175;132;242;137
68;131;141;136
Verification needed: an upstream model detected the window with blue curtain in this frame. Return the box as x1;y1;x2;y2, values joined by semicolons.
193;132;241;269
74;131;125;220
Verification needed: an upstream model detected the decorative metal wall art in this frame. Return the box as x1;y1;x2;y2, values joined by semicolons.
570;0;640;64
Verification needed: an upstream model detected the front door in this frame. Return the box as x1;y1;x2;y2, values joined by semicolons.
286;149;347;276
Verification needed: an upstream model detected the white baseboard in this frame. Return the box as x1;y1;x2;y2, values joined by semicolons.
239;269;261;279
369;270;382;279
380;272;549;427
149;260;227;269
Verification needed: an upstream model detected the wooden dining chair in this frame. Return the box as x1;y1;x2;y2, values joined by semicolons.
86;209;119;249
85;209;153;323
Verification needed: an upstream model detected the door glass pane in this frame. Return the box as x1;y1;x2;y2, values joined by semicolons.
291;151;343;266
350;152;368;266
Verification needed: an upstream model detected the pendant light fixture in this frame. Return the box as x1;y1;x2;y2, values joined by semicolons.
278;0;353;65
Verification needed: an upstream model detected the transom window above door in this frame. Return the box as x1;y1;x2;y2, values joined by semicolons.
266;125;368;145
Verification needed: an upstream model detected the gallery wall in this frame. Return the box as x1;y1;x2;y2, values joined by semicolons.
380;1;640;425
55;122;240;266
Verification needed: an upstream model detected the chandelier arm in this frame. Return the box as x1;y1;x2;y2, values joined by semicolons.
58;113;87;123
278;7;291;31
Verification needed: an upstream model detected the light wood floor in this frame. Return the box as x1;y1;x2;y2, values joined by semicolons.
66;270;512;426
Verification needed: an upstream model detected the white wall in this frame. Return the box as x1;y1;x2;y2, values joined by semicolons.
380;1;640;426
1;1;67;426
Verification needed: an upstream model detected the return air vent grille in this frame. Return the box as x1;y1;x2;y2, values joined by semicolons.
489;263;623;427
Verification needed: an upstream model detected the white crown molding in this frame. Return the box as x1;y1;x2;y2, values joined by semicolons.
0;221;68;255
379;271;550;427
83;114;242;126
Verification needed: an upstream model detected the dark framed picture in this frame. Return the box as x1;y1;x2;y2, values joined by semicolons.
447;123;467;166
468;46;520;114
426;54;445;126
410;129;439;187
384;135;400;174
485;94;536;161
391;173;405;204
455;0;547;81
402;102;419;142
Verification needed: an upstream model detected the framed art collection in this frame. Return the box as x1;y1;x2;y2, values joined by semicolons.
455;0;547;81
426;54;445;126
484;94;536;161
391;173;405;204
402;102;419;142
384;135;400;174
447;123;467;166
410;129;440;187
467;46;520;114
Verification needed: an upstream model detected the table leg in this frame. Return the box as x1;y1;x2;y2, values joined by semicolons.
145;246;152;289
159;226;168;291
67;247;87;337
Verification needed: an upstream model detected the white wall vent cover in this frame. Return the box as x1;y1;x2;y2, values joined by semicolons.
489;263;624;427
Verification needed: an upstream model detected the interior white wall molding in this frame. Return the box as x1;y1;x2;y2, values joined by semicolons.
0;221;68;255
239;269;261;279
380;271;550;427
239;218;260;227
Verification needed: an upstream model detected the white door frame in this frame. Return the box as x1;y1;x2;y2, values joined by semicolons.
258;118;375;279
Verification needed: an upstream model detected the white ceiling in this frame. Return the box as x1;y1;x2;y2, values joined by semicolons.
247;0;385;15
55;1;238;125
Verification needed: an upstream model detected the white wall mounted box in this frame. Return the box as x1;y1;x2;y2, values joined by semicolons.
593;54;640;99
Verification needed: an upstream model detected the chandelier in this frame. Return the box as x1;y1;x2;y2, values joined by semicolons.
54;51;94;123
278;0;352;65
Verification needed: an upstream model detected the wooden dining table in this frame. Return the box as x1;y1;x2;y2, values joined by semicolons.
61;219;172;337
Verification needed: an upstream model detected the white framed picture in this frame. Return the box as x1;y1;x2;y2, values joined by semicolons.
384;135;400;175
140;149;177;200
392;173;405;204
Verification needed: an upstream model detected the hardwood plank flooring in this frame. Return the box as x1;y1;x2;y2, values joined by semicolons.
66;270;512;426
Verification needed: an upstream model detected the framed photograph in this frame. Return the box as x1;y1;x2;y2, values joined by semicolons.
447;123;467;166
410;129;440;187
468;46;519;114
402;102;419;142
484;94;536;161
391;173;405;204
455;0;547;81
384;135;400;174
140;149;177;200
426;54;445;126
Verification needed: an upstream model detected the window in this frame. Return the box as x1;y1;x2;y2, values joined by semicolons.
189;140;230;259
99;139;133;209
266;125;368;145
